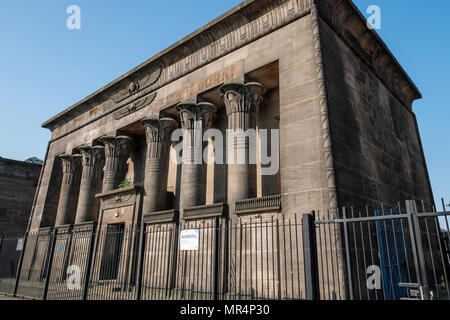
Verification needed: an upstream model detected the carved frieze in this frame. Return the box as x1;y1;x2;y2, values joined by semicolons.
46;0;312;137
113;92;157;120
111;65;162;104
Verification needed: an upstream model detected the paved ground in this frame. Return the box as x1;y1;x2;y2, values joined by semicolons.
0;294;30;300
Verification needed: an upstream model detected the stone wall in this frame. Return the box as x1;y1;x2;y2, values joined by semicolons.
319;17;434;211
0;158;42;235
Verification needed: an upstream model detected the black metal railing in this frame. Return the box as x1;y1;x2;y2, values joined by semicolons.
1;200;449;301
0;214;307;301
312;200;450;300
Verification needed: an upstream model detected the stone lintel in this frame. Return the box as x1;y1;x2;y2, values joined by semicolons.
54;225;72;234
72;221;96;233
143;209;179;224
234;194;281;216
36;227;53;236
95;185;141;199
182;203;226;221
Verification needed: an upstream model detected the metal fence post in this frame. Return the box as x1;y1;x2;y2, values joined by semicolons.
406;200;431;300
0;235;4;255
342;207;354;300
82;226;96;300
135;222;146;301
13;232;28;297
302;212;320;300
212;217;219;301
42;229;58;300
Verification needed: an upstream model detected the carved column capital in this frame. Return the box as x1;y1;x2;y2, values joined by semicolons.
177;102;217;131
100;136;134;192
59;154;81;174
78;145;105;168
143;117;178;144
101;135;134;160
221;82;266;130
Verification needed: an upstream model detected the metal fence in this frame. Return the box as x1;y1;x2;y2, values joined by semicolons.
0;215;307;301
0;235;23;295
313;200;450;300
1;200;449;301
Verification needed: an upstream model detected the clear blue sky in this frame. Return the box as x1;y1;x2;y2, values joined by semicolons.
0;0;448;207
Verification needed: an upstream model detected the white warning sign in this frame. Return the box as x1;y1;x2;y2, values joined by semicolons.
180;229;199;251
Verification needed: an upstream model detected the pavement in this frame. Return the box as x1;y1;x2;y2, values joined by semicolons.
0;294;31;300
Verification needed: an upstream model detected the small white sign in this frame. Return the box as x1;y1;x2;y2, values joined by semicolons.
16;238;24;251
180;229;199;251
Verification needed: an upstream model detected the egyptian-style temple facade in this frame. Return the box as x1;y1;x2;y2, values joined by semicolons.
22;0;434;299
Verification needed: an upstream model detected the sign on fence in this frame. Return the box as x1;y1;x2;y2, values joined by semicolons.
180;229;199;251
16;238;24;251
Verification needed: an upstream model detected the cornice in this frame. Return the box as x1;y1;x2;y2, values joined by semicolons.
42;0;313;133
314;0;421;108
42;0;421;134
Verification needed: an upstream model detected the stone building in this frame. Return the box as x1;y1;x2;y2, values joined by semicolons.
0;157;42;235
22;0;434;299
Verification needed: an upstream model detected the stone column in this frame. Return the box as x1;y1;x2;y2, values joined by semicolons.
74;146;105;224
221;82;265;205
177;102;216;209
54;155;81;227
101;135;134;192
142;118;178;214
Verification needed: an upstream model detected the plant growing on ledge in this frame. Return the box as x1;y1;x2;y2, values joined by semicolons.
118;179;132;189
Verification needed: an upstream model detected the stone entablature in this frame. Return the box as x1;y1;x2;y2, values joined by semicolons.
41;0;418;142
43;0;314;138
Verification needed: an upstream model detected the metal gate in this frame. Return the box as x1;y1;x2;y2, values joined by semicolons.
312;200;450;300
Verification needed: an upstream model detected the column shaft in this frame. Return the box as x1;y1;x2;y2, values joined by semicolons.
178;102;216;209
55;155;80;227
221;82;265;205
142;118;178;214
74;146;104;224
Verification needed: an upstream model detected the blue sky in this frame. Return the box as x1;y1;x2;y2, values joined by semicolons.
0;0;448;207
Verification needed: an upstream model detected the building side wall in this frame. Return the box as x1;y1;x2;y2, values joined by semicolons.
319;18;434;210
0;159;41;235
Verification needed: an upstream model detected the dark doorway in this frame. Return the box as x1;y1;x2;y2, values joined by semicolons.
99;224;125;280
